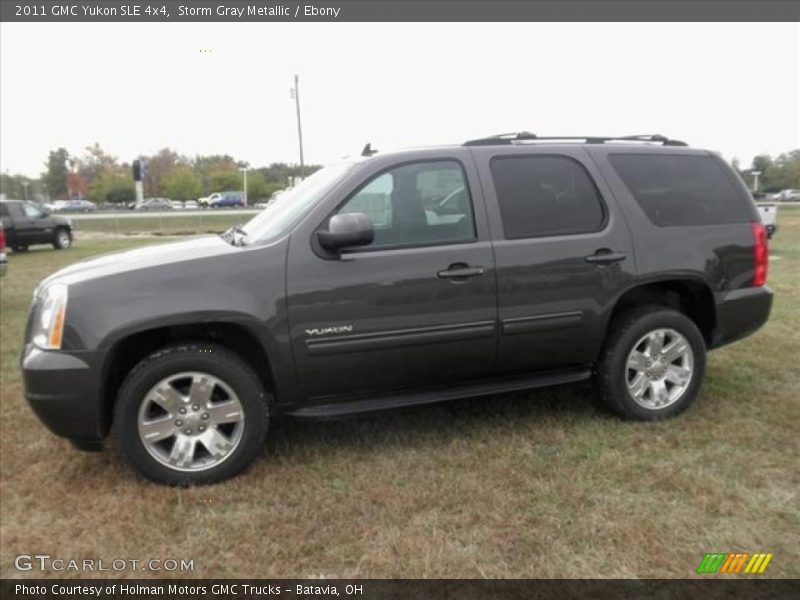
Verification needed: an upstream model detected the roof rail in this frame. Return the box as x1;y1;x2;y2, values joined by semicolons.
463;131;538;146
463;133;688;147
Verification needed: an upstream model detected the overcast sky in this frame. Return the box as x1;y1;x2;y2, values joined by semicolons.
1;22;798;177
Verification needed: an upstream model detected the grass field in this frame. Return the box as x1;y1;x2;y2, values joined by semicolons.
0;211;798;579
71;212;248;236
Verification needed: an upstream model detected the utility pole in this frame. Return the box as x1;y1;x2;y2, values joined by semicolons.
22;181;29;200
239;167;249;206
752;170;762;192
291;74;305;178
132;159;145;203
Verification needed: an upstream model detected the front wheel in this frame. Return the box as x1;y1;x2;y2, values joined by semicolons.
597;307;706;420
113;344;270;485
53;228;72;250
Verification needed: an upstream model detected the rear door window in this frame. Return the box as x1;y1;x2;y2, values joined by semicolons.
608;154;755;226
490;155;606;239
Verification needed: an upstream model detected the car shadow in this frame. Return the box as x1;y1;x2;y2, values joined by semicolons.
264;381;606;458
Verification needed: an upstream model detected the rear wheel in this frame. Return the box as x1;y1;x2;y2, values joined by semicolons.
52;228;72;250
597;306;706;420
12;244;28;252
113;344;270;485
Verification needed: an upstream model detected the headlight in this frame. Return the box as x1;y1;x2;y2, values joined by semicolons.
32;283;68;349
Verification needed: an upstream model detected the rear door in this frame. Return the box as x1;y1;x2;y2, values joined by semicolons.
286;154;498;402
5;202;37;245
473;145;636;374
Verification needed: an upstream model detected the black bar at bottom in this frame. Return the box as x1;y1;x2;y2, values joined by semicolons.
2;579;799;600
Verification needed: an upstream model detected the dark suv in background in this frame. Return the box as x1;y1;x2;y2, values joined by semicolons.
21;133;772;484
1;199;73;251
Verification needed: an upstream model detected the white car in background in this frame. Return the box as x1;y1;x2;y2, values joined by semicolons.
778;189;800;201
183;200;199;210
198;192;223;208
45;200;68;212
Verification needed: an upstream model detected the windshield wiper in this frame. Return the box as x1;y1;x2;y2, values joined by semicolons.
220;224;249;247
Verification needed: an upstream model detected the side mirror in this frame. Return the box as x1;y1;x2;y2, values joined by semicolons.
317;212;374;253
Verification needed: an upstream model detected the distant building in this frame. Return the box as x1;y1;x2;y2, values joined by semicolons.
67;172;87;199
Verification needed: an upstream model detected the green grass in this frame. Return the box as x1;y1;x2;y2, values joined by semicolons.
71;213;248;236
0;216;798;579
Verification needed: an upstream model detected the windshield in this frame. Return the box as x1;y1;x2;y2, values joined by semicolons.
242;162;355;243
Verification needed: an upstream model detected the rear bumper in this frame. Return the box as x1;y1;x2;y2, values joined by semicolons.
21;344;105;449
712;286;773;349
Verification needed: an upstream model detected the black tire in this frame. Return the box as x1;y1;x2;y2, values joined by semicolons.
52;228;72;250
597;306;706;421
12;244;29;252
113;343;270;485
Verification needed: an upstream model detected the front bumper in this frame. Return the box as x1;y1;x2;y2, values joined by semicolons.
712;286;773;349
21;344;105;449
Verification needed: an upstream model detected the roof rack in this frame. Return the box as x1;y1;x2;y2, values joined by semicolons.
463;133;688;147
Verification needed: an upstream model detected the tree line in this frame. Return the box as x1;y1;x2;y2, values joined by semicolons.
732;149;800;193
0;144;321;204
3;145;798;205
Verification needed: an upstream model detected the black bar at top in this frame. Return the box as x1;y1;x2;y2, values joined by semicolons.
1;1;799;23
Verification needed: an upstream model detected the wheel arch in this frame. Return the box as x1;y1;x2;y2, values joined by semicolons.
606;277;716;347
99;319;276;435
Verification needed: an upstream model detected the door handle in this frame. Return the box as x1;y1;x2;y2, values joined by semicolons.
585;250;627;264
437;264;486;280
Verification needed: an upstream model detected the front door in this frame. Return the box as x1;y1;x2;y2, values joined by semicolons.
20;202;53;243
286;156;498;402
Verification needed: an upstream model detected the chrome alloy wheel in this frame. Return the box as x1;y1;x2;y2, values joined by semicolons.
625;328;694;410
56;230;71;248
137;371;245;472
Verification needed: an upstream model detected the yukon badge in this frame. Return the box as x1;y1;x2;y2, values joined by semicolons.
305;325;354;337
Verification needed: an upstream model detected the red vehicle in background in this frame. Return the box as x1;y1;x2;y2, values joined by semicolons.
0;221;7;276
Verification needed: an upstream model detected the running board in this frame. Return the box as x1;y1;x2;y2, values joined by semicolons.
285;369;592;419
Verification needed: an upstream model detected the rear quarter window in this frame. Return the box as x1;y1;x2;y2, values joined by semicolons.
608;154;755;226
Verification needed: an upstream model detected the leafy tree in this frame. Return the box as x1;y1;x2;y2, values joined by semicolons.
257;162;321;187
194;155;238;194
162;166;203;201
87;171;135;205
209;170;242;192
78;143;119;184
0;172;39;200
734;149;800;193
142;148;184;197
42;148;70;199
245;171;281;201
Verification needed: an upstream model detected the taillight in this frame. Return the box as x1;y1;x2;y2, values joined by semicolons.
0;226;5;251
751;222;768;287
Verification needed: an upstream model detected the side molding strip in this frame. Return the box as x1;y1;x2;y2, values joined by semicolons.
502;311;583;336
306;320;496;356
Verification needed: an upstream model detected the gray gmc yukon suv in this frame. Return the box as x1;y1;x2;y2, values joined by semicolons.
22;133;772;484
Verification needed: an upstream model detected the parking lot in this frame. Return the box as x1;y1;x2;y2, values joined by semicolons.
0;208;798;578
